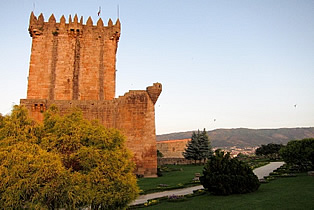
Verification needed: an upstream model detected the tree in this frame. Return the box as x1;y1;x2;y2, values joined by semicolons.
0;113;4;129
183;131;200;164
279;138;314;171
0;142;71;209
157;149;164;158
183;129;213;164
255;143;282;155
198;129;213;162
255;143;284;160
200;150;260;195
0;105;139;209
0;105;39;146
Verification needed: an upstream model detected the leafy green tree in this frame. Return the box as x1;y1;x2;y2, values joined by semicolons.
0;105;139;209
0;105;39;146
255;143;283;159
0;142;72;209
279;138;314;171
183;129;213;164
200;150;260;195
0;113;4;129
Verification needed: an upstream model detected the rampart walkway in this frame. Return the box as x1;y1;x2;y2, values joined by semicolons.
130;162;285;206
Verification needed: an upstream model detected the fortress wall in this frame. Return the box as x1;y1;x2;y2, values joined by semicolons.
22;12;160;177
21;83;162;177
157;139;190;158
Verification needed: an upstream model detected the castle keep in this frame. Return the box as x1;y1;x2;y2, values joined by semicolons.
20;12;161;177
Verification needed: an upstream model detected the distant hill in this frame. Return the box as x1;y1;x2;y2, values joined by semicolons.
156;127;314;148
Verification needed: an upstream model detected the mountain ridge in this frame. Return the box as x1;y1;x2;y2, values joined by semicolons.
156;127;314;148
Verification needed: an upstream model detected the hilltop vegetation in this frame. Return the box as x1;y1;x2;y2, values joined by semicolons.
157;127;314;147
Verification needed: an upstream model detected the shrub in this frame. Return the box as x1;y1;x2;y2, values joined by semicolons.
200;150;260;195
167;195;186;202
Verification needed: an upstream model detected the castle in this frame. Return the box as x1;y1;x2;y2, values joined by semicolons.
20;12;161;177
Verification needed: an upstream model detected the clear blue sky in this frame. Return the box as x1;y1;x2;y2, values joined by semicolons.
0;0;313;134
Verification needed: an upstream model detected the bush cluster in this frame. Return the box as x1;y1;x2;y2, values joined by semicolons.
200;150;260;195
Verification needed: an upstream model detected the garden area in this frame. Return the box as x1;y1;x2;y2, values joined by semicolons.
131;163;314;209
1;108;313;209
138;164;203;194
138;155;271;195
132;139;314;209
142;173;314;209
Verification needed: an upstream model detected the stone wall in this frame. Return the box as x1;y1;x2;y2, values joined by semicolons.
157;139;190;158
21;13;161;177
21;83;162;177
157;158;194;165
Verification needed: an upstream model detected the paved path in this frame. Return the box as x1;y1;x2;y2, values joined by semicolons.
253;161;285;179
130;162;285;206
130;185;203;205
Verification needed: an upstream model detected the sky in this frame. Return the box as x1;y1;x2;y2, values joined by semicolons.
0;0;313;134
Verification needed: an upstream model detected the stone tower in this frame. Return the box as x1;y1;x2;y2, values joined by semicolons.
21;13;162;177
27;12;119;101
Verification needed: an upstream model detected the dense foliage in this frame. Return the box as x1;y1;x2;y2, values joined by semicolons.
279;138;314;171
200;150;260;195
0;105;138;209
182;129;213;163
255;143;284;159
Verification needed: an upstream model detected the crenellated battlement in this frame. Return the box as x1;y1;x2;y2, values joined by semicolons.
22;12;161;177
26;12;121;101
29;12;120;41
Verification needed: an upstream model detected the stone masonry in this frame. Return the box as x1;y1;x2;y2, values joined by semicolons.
157;139;190;158
20;12;161;177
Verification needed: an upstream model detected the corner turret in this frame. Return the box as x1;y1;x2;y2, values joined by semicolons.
146;83;162;104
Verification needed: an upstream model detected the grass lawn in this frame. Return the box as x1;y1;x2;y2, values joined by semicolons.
138;165;203;194
143;173;314;209
138;157;270;194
